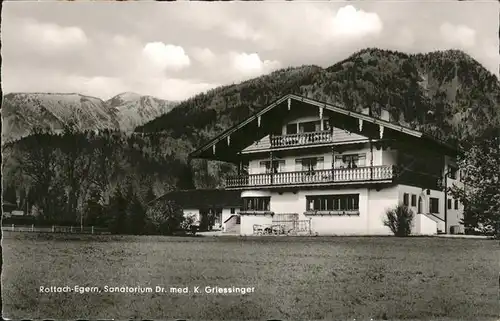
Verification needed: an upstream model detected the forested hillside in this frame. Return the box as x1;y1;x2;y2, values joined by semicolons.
134;48;499;189
137;48;499;147
3;48;499;230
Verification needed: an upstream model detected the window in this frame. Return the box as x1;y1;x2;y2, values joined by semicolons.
323;119;331;131
429;197;439;214
417;196;423;213
260;160;285;173
242;197;270;211
288;120;329;134
214;209;222;224
230;208;235;214
454;200;459;210
306;194;359;211
286;124;297;135
335;154;366;169
299;121;316;133
296;157;324;172
299;121;320;133
411;194;417;207
403;193;409;206
447;199;452;210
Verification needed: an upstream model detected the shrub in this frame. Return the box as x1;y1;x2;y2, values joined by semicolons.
383;204;414;237
145;200;184;235
180;214;197;235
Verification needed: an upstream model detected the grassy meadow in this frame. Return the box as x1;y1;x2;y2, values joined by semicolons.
2;232;499;320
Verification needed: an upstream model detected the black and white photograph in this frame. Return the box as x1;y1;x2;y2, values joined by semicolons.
1;1;499;320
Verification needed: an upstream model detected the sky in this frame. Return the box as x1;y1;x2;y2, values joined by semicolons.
2;1;499;102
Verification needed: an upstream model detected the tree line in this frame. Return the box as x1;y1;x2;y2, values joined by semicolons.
1;127;197;235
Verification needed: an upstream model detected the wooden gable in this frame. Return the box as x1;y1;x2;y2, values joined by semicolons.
189;94;459;162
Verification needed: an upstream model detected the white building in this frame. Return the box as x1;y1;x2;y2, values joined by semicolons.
152;189;241;232
189;94;464;236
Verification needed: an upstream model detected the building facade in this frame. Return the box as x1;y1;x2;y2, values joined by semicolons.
189;94;464;236
150;189;241;233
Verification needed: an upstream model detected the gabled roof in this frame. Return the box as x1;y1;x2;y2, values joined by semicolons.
189;94;459;161
150;189;241;209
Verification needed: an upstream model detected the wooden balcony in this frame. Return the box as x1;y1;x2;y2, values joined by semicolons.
270;131;333;148
226;165;395;189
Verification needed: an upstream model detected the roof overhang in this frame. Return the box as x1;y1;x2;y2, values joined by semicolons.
189;94;460;161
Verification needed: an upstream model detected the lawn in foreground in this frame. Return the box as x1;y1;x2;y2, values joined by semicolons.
2;232;498;320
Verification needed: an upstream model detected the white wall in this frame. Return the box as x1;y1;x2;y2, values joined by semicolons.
412;214;438;235
366;186;400;235
240;214;273;236
241;190;272;198
221;208;236;231
262;186;397;235
397;184;463;233
247;143;398;174
221;208;235;224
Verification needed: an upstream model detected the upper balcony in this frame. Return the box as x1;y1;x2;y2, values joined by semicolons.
243;128;369;153
225;165;395;189
270;131;334;148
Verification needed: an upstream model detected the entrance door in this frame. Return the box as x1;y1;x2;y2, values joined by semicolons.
214;208;222;230
199;208;223;231
199;209;209;231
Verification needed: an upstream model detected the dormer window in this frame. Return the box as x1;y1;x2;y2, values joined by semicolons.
285;119;330;136
299;121;318;133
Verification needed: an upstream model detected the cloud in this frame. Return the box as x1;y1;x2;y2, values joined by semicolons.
21;19;88;52
191;47;217;65
394;27;415;49
230;52;281;76
142;42;191;71
2;64;218;102
155;78;219;101
250;4;383;50
3;1;497;101
112;34;138;47
225;21;263;42
439;22;476;48
329;5;383;38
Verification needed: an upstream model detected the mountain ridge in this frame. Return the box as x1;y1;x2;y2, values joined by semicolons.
136;48;499;149
2;91;178;143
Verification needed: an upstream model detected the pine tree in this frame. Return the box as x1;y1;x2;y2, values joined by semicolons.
127;192;146;235
2;185;17;206
84;188;105;227
449;126;500;238
106;187;128;234
145;186;157;204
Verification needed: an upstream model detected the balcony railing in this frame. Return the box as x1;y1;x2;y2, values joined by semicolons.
226;165;394;188
270;131;333;148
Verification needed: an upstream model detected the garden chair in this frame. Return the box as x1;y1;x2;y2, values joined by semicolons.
253;224;264;235
271;224;286;235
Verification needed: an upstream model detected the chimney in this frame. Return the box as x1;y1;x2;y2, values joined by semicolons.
380;110;390;122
